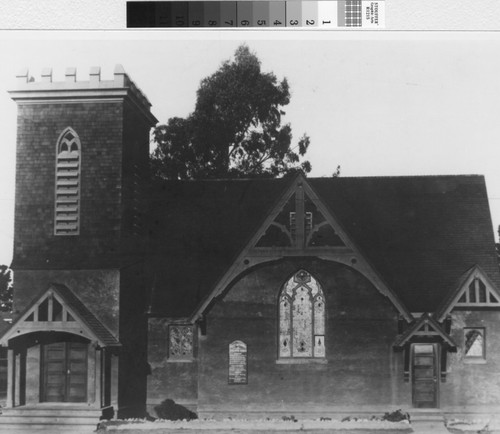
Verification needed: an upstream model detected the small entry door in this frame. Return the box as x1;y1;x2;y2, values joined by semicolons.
42;342;88;402
412;343;438;408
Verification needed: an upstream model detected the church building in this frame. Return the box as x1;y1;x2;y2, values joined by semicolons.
1;66;500;427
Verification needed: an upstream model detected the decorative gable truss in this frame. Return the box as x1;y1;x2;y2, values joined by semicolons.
0;284;119;347
190;174;413;323
255;180;345;249
437;265;500;322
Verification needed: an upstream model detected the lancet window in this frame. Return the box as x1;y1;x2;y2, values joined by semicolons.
278;270;326;359
55;128;81;235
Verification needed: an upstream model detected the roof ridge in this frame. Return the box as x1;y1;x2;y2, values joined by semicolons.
311;174;484;180
155;178;290;183
155;174;484;183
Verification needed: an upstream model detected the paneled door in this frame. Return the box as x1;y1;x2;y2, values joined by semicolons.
412;343;438;408
42;342;87;402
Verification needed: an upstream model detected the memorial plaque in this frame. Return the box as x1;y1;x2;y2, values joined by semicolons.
228;340;247;384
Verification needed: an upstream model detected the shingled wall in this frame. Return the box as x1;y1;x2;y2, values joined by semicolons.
13;101;124;269
9;66;157;416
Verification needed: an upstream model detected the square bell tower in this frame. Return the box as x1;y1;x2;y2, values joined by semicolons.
2;65;157;418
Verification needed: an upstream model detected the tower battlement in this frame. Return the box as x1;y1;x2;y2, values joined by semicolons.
12;64;156;123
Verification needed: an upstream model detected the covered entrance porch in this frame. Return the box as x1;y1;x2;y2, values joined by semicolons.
393;312;457;409
0;284;120;425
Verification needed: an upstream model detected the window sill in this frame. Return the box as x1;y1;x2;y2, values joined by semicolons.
464;358;486;364
276;358;327;364
167;358;195;363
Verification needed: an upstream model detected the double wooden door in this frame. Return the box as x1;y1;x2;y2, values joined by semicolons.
412;343;438;408
42;342;88;402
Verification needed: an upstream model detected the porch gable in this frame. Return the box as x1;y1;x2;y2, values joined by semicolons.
0;283;120;347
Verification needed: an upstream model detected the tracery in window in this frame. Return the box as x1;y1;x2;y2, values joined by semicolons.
278;270;326;358
464;328;485;359
55;128;81;235
168;325;193;360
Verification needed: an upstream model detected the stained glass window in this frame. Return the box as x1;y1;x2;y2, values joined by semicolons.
464;328;485;359
278;270;326;359
279;296;291;357
169;325;193;359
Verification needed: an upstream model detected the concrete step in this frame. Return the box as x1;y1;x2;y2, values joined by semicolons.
2;407;101;417
0;415;99;425
411;423;450;434
410;411;444;421
0;406;102;431
412;414;445;422
409;411;449;434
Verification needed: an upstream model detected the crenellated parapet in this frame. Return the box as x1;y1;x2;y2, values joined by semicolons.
11;64;157;125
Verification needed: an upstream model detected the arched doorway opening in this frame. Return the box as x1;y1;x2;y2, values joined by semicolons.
8;331;91;406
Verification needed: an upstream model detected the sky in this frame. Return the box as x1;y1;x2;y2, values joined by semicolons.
1;32;500;265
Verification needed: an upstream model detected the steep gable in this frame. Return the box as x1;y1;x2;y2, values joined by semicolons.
0;284;119;347
309;175;500;312
148;175;413;321
393;312;457;349
147;174;500;320
436;265;500;321
254;180;346;249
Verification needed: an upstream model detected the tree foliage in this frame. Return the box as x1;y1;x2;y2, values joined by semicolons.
151;45;312;180
0;265;13;312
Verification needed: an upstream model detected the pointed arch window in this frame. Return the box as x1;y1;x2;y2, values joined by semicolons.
279;270;326;359
464;328;486;361
55;128;81;235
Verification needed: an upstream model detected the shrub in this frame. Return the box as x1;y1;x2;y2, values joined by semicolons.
381;409;410;422
154;399;198;421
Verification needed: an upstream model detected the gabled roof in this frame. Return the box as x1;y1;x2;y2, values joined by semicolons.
187;175;412;322
148;174;500;318
436;265;500;322
393;312;457;349
308;175;500;312
148;178;291;317
0;283;120;347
